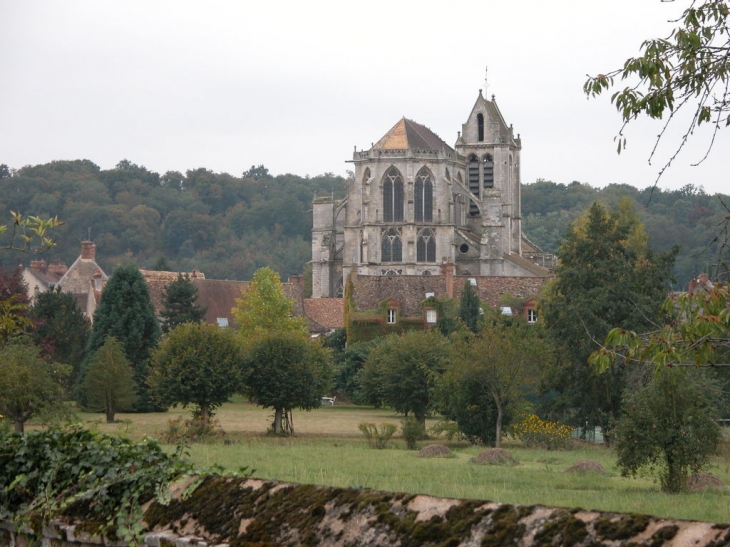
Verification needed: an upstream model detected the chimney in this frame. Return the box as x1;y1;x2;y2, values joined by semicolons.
81;241;96;260
30;259;47;273
48;262;68;276
441;262;454;298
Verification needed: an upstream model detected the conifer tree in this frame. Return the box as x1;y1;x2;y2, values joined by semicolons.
458;279;481;334
160;273;207;333
81;337;137;423
85;264;161;411
30;288;90;387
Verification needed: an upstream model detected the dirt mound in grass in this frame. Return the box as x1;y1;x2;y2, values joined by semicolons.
417;444;453;458
565;460;605;473
471;448;518;466
687;473;726;491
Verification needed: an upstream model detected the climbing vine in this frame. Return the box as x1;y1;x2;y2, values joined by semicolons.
0;426;245;545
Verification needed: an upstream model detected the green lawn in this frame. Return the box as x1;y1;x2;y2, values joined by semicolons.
69;400;730;524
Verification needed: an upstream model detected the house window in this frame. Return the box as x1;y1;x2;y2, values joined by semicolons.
381;227;402;262
527;309;537;324
414;167;433;222
387;309;397;324
483;154;494;188
426;309;438;324
382;167;404;222
216;318;229;328
417;228;436;262
477;113;484;142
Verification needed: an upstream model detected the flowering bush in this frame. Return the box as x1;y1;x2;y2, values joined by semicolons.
511;414;573;450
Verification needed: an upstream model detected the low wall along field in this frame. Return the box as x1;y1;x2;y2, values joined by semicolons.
2;475;730;546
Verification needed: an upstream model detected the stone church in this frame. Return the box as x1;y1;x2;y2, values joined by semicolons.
311;90;552;299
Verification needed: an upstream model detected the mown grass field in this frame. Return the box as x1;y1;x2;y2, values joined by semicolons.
72;399;730;524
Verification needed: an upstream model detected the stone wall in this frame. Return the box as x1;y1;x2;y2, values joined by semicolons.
3;477;728;546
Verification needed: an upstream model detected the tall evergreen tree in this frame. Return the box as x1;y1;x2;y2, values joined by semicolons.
85;264;161;411
540;202;677;440
30;288;90;387
160;273;207;333
458;279;481;334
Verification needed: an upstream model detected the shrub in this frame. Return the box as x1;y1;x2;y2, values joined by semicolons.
358;422;397;449
159;415;225;444
401;416;426;450
0;426;237;544
512;414;573;450
614;368;722;493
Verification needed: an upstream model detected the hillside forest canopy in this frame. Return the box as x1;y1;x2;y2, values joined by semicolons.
0;159;726;289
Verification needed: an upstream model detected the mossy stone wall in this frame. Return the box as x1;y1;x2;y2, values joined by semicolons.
4;477;730;546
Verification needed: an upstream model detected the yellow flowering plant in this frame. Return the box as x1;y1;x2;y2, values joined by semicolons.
511;414;573;450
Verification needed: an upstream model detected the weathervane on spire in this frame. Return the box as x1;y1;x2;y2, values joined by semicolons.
484;66;489;97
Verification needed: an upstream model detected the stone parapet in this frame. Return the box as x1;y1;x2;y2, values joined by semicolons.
3;477;728;546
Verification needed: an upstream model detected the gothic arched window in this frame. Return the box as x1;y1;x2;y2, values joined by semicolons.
414;167;433;223
483;154;494;188
381;227;402;262
382;167;404;222
362;167;371;186
477;113;485;142
417;228;436;263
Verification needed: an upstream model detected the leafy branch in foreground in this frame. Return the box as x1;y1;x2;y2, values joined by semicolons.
0;212;63;253
584;0;730;182
0;427;248;545
590;283;730;373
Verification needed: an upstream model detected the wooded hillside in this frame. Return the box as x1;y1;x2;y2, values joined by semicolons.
1;160;724;290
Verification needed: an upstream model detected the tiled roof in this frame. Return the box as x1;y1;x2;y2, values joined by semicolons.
57;257;107;294
505;253;552;277
142;272;306;329
304;298;344;329
373;118;454;153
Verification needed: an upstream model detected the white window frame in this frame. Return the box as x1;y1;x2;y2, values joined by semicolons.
387;309;397;324
527;309;537;324
426;309;438;324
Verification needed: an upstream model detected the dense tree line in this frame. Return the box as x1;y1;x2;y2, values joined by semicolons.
2;158;726;288
0;160;347;280
523;180;729;289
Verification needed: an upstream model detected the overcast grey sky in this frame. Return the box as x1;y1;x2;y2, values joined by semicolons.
1;1;727;194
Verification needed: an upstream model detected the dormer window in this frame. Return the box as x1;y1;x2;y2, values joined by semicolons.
527;309;537;324
387;309;397;324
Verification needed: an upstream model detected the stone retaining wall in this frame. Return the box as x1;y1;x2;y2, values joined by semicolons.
2;476;729;546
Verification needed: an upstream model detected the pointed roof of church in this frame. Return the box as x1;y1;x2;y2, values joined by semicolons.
372;118;454;153
458;91;519;147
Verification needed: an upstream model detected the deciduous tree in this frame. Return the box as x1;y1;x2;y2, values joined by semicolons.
232;266;306;338
585;0;730;181
150;323;243;423
242;332;331;435
0;340;71;433
361;330;449;428
440;322;545;447
614;367;722;493
81;337;137;423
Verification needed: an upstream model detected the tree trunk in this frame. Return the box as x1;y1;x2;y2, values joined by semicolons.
415;412;426;431
13;419;24;434
495;402;503;448
273;407;283;434
199;403;210;425
106;406;115;423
